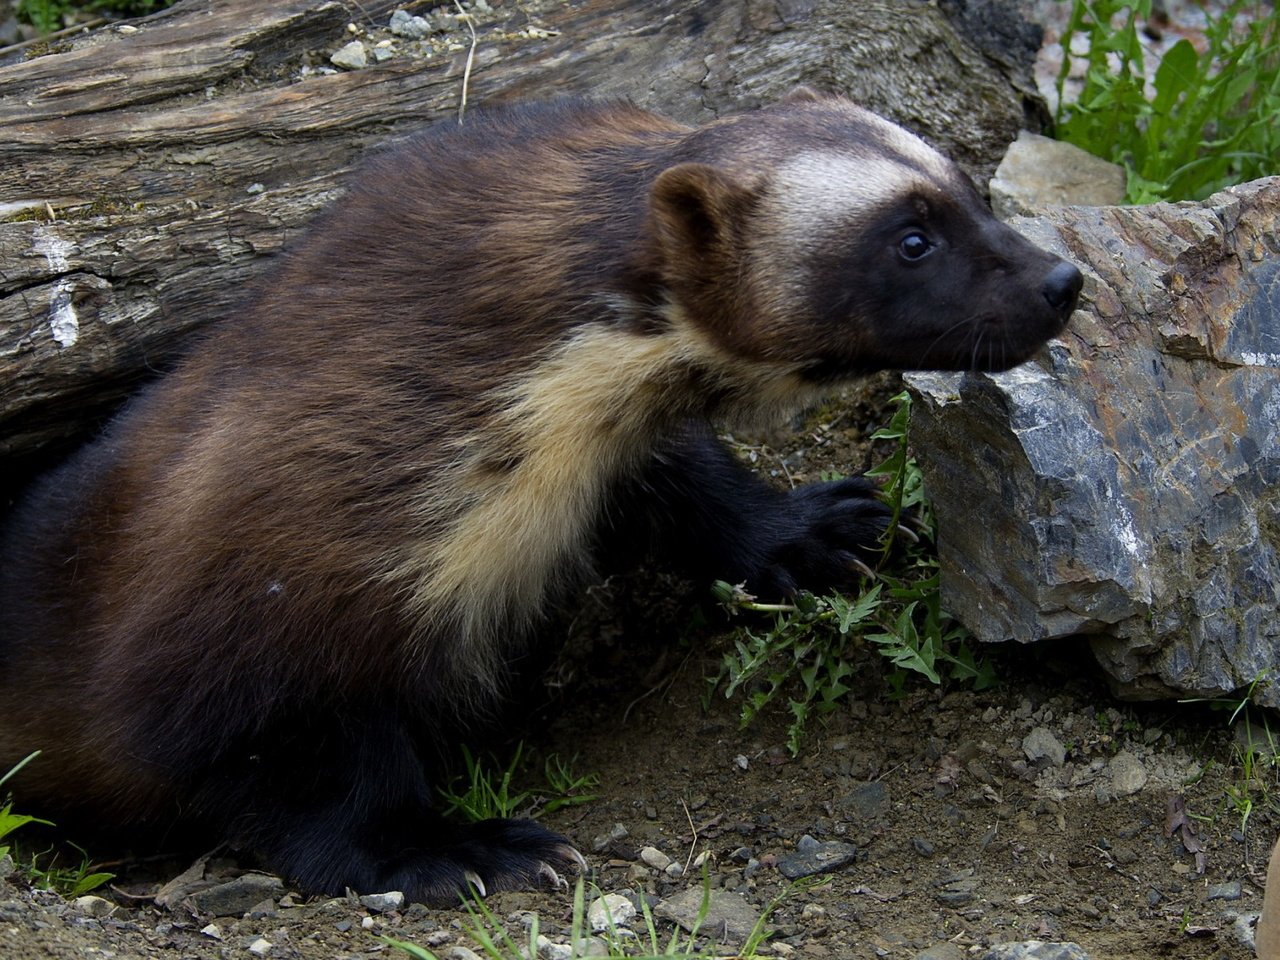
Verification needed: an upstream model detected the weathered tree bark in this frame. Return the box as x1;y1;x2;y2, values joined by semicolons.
0;0;1042;467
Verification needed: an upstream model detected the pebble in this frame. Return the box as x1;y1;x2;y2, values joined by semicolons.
592;822;628;852
1107;751;1148;796
639;846;671;871
389;9;433;39
536;934;573;960
199;923;222;939
840;780;890;819
1208;881;1242;901
359;891;404;913
915;944;966;960
330;41;368;70
912;837;936;857
71;895;113;918
655;888;761;942
588;893;635;932
187;874;284;917
443;947;483;960
982;942;1091;960
776;834;857;879
247;938;272;957
1022;727;1067;766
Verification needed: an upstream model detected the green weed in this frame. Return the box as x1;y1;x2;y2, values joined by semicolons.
1182;675;1280;836
381;872;790;960
438;744;598;822
1054;0;1279;202
17;0;175;33
712;392;993;755
0;751;114;897
0;753;47;863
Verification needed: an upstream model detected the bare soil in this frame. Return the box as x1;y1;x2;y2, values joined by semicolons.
0;381;1271;960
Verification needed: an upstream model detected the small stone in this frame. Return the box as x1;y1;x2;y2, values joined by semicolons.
329;41;367;70
389;9;433;38
360;915;376;930
71;895;113;918
246;898;277;920
188;874;284;917
359;891;404;913
915;944;966;960
801;903;826;922
840;780;890;819
536;934;573;960
664;862;684;879
588;893;635;932
443;948;483;960
472;0;492;11
776;834;857;880
655;888;761;944
1208;881;1242;901
639;846;671;871
247;938;272;957
200;923;222;939
1022;728;1066;766
912;837;936;857
1107;751;1147;796
734;754;749;770
372;44;396;63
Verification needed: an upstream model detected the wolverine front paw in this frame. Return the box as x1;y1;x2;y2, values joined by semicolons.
753;477;896;596
388;818;586;905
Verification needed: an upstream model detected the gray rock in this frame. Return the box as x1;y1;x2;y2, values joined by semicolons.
71;895;113;918
329;41;367;70
359;891;404;913
990;131;1126;218
639;846;671;871
915;944;967;960
982;942;1091;960
187;874;284;917
840;780;890;819
1208;880;1243;901
1021;727;1066;766
388;9;432;38
907;178;1280;709
1107;751;1147;797
776;834;857;879
587;893;635;932
654;888;761;945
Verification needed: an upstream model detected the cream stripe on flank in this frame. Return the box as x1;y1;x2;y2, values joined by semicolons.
392;311;824;696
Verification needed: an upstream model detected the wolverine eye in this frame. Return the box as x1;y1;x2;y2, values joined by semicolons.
898;231;933;262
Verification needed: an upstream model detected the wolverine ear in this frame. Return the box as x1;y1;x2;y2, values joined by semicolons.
649;163;756;264
780;85;824;104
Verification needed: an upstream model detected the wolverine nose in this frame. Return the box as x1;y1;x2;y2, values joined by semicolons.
1043;260;1083;315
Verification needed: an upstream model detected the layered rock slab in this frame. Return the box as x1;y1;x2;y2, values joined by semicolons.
907;177;1280;706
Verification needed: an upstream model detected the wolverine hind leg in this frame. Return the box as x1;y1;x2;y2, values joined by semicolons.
195;706;583;904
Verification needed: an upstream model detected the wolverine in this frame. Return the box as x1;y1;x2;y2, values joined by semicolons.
0;96;1081;903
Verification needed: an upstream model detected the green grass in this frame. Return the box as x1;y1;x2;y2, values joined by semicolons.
711;392;994;756
0;751;114;897
437;744;599;823
16;0;175;34
1054;0;1279;202
381;872;791;960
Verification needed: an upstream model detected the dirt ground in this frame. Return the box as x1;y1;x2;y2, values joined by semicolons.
1;378;1273;960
